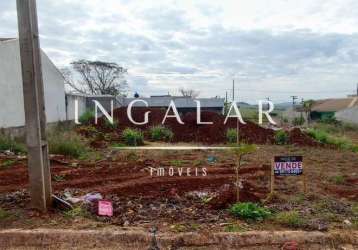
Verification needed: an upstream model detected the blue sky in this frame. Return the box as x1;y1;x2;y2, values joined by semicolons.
1;0;358;103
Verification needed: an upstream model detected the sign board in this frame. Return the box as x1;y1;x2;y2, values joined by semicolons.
274;156;303;176
98;200;113;217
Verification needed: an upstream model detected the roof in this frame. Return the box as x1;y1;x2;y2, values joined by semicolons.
0;38;16;42
118;96;225;108
312;97;358;112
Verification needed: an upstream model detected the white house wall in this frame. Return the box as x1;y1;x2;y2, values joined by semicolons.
66;94;87;121
0;39;66;128
336;106;358;124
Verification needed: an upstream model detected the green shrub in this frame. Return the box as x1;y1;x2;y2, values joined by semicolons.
0;135;26;154
330;175;345;185
274;211;305;228
226;128;238;143
0;208;12;221
150;126;174;142
275;130;289;145
308;129;356;151
79;110;95;125
229;202;271;221
48;132;90;158
122;128;144;146
292;116;305;126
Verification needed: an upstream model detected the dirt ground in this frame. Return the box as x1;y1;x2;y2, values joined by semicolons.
0;143;357;235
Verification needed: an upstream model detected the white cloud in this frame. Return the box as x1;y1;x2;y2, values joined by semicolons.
1;0;358;102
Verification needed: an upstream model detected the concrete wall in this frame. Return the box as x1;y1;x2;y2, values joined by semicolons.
0;39;66;128
65;94;87;121
336;106;358;124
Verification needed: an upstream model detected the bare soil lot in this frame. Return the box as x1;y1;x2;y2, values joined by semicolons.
0;144;357;234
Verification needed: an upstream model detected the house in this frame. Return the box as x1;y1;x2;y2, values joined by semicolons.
311;97;358;121
118;96;225;114
0;38;66;130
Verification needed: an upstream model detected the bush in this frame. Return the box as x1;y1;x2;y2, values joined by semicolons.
48;132;90;158
79;110;95;125
122;128;144;146
0;135;26;154
226;128;238;143
308;129;356;151
229;202;271;221
150;126;174;142
274;211;305;228
275;130;289;145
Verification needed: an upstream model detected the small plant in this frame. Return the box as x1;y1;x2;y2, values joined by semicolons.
170;159;183;167
53;175;66;182
224;224;247;232
330;175;345;185
275;130;289;145
231;145;257;201
0;159;16;168
273;211;305;228
229;202;271;221
0;135;26;154
0;208;12;221
63;206;89;219
48;131;90;159
352;203;358;216
226;128;238;144
150;126;174;142
122;128;144;146
79;110;95;125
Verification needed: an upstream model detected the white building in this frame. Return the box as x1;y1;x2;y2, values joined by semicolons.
0;38;66;128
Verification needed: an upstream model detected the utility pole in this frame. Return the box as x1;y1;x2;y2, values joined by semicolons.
356;83;358;96
232;79;235;101
291;96;298;107
17;0;52;211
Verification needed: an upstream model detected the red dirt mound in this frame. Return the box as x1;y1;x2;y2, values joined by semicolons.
93;107;316;146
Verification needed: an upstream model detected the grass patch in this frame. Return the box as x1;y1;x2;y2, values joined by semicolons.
79;110;95;125
122;128;144;146
169;159;183;167
330;175;345;185
274;130;289;145
63;206;89;219
48;131;91;159
226;128;238;144
229;202;271;221
307;128;357;152
0;159;16;169
352;203;358;216
224;223;247;232
149;126;174;142
53;175;66;182
0;208;12;221
0;135;26;154
273;211;305;228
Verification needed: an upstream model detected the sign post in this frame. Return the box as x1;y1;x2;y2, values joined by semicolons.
271;156;304;194
17;0;52;211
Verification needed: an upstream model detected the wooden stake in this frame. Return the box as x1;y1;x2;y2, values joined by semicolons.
270;158;275;194
17;0;52;212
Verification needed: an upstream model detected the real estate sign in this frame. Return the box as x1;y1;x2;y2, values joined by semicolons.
274;156;303;176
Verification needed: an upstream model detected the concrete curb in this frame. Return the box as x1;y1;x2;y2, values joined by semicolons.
0;229;357;249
